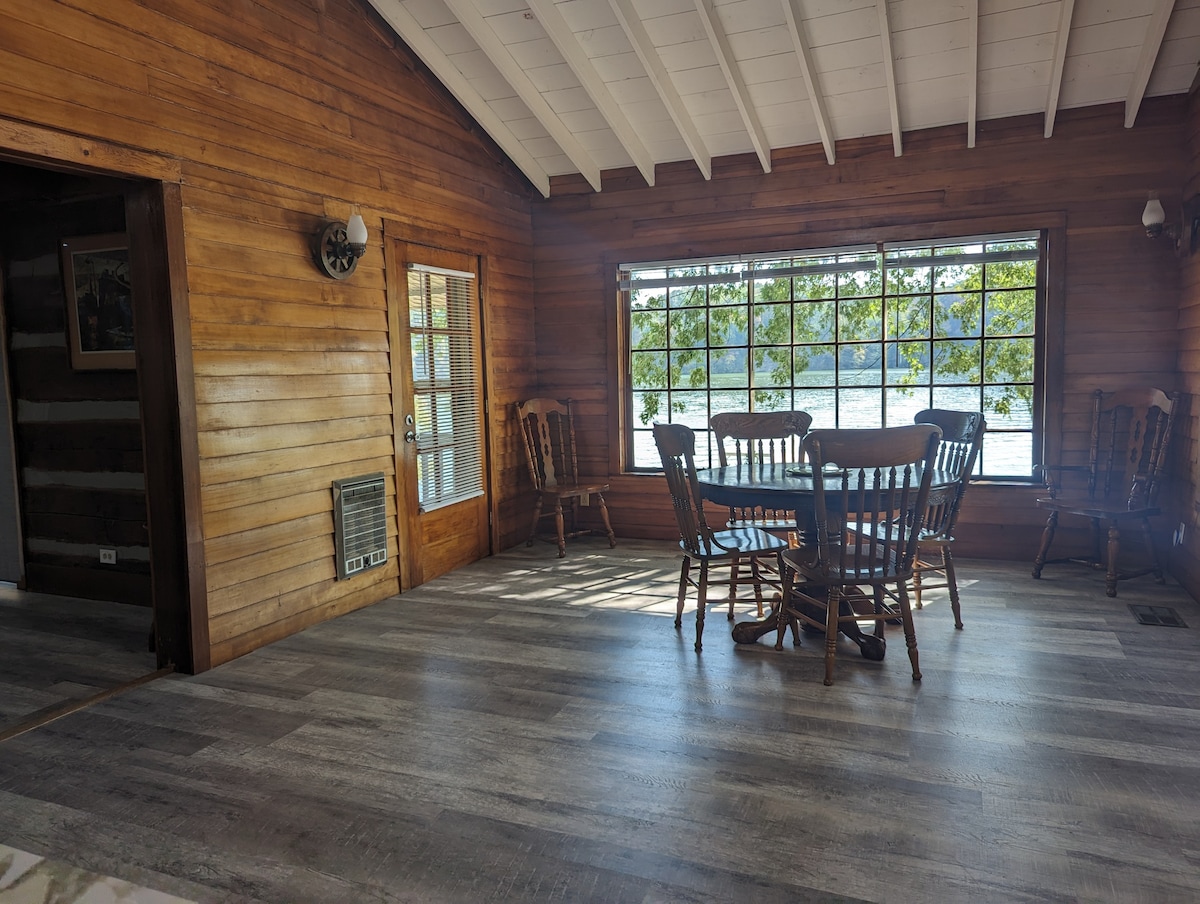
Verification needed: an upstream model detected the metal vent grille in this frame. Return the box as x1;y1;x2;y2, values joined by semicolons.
333;473;387;580
1129;604;1187;627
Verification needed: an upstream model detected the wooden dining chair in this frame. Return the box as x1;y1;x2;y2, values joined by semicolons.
774;424;942;685
895;409;985;628
710;410;812;539
1032;388;1176;596
517;397;616;558
653;423;789;652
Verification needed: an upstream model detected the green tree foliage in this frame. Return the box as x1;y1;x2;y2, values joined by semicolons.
628;242;1037;429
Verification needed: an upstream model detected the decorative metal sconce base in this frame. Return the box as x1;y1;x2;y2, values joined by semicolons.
313;220;359;279
1184;195;1200;257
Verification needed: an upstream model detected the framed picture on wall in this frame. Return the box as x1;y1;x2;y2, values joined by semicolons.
60;233;136;371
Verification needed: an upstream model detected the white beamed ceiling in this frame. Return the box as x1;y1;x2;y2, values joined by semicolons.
369;0;1200;196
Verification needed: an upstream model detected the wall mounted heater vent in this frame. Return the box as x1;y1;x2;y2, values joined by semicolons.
333;472;387;580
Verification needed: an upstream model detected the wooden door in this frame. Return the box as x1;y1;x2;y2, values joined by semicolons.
390;242;490;588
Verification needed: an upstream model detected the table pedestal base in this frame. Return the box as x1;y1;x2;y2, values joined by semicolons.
732;592;887;661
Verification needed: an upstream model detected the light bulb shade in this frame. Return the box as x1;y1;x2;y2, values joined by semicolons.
1142;198;1165;228
346;214;368;246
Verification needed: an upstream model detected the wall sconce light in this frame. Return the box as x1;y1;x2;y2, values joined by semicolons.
1142;194;1200;257
312;214;369;279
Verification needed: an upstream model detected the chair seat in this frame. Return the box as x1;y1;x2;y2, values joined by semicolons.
1036;495;1160;520
681;526;789;561
539;482;611;498
852;520;955;545
784;545;906;584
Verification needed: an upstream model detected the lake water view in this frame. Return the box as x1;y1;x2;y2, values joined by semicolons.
631;376;1033;477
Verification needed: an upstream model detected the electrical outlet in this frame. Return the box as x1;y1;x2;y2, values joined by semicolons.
99;548;117;564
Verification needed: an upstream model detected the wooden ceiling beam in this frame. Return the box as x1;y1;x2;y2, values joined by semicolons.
694;0;771;173
526;0;655;188
608;0;711;181
440;0;602;192
1044;0;1076;138
1125;0;1175;128
782;0;835;165
967;0;978;149
875;0;902;157
366;0;551;197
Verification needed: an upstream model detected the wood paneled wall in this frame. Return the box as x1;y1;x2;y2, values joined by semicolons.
0;0;536;668
531;102;1187;563
0;193;151;605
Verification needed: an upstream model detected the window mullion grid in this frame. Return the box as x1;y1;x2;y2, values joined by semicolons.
625;234;1040;475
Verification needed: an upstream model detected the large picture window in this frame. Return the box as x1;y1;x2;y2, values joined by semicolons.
621;233;1042;477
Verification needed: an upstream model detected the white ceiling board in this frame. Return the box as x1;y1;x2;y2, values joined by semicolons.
979;2;1060;43
402;0;457;28
888;0;975;32
979;33;1055;69
426;21;478;54
726;26;800;61
640;9;709;46
365;0;1200;193
710;0;787;34
656;41;723;74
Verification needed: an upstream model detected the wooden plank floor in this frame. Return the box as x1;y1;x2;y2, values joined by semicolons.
0;586;156;733
2;538;1199;903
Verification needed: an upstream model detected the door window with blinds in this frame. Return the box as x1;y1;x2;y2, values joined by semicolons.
406;263;484;511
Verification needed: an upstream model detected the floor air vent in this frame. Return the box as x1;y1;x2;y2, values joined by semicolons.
1128;605;1188;627
333;473;387;580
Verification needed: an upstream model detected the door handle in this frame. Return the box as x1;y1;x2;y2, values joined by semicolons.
405;430;417;444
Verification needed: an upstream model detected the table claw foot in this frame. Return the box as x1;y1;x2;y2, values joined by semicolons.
731;614;779;644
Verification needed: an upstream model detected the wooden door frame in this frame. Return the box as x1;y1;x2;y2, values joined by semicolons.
125;182;208;673
383;221;497;591
0;122;206;673
0;262;26;585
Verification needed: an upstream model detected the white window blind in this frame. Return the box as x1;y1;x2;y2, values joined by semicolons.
406;264;483;512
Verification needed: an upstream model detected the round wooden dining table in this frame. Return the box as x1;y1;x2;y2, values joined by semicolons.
694;461;956;652
695;461;956;530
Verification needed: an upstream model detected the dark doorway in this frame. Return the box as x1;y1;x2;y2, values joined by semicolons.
0;161;191;732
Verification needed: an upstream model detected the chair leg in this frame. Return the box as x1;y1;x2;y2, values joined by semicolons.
1032;511;1058;578
567;497;581;537
1105;522;1120;597
1090;517;1104;568
943;547;963;629
872;585;887;638
727;556;740;620
1142;516;1166;584
823;585;839;686
695;560;709;653
553;499;567;558
749;556;766;619
897;582;922;682
775;561;794;651
596;492;617;548
912;565;924;609
776;552;801;646
674;556;690;630
527;497;544;547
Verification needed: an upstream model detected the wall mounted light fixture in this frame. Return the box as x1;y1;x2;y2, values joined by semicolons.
313;214;369;279
1142;194;1200;257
